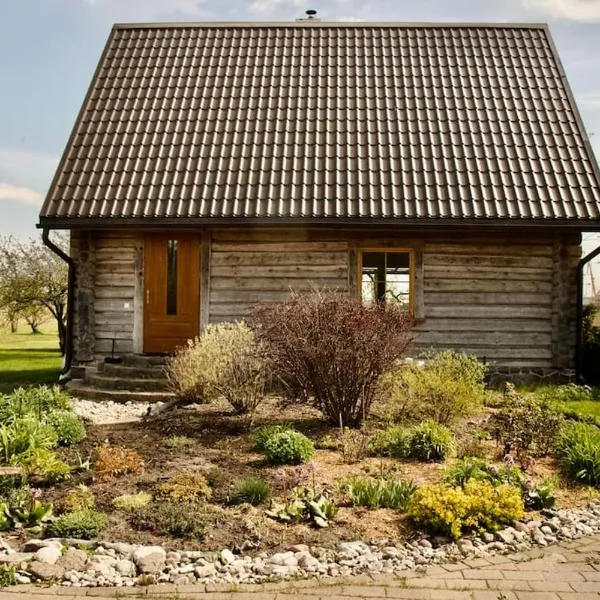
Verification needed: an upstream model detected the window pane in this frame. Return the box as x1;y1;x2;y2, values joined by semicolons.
361;251;411;308
362;252;386;303
166;240;178;315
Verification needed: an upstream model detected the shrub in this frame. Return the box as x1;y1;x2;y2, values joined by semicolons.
0;386;71;425
370;427;409;458
45;411;86;446
48;509;108;539
344;477;416;510
0;564;16;587
130;502;207;539
339;428;372;464
266;487;338;528
252;292;412;426
0;487;53;531
377;350;487;425
263;430;315;465
163;435;195;448
489;384;563;457
61;485;95;512
444;457;491;487
555;422;600;486
94;445;144;481
253;425;295;451
372;422;454;462
232;477;271;505
166;322;266;413
157;473;212;503
112;492;153;512
409;480;524;539
13;448;71;484
0;417;57;463
536;384;597;404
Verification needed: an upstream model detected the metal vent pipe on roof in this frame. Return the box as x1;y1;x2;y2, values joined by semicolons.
297;9;320;21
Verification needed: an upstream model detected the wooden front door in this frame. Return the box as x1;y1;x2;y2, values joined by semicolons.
143;234;200;353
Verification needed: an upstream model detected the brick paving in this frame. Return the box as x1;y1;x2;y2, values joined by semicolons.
1;534;599;600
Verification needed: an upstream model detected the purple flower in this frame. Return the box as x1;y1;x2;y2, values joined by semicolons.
503;454;515;469
485;464;499;475
29;488;43;500
524;479;534;491
274;469;285;482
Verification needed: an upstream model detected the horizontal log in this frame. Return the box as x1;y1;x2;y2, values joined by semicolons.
209;290;302;303
94;288;135;300
210;277;348;292
95;339;134;354
413;318;551;333
211;241;347;252
423;265;552;281
95;274;136;287
211;251;348;267
425;292;551;306
423;279;552;294
425;305;552;319
424;243;553;257
95;298;136;312
417;331;552;347
424;255;554;269
410;342;552;360
211;265;348;279
95;330;134;340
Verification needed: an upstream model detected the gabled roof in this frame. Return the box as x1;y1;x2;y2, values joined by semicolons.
39;21;600;228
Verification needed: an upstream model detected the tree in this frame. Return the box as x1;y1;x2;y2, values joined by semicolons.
0;234;69;353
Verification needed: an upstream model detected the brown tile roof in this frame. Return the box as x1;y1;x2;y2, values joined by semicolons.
39;22;600;227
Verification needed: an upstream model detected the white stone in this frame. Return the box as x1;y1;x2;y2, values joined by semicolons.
34;546;62;565
220;549;235;565
115;559;136;576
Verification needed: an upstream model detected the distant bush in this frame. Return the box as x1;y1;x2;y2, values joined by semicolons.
263;430;315;465
112;492;152;512
157;473;212;504
46;411;86;446
131;502;207;539
371;421;454;462
489;384;563;457
252;292;412;427
536;383;597;404
0;386;71;424
232;477;271;506
49;509;108;539
166;322;266;413
94;445;144;481
409;480;524;539
555;422;600;486
60;485;95;512
377;350;487;425
252;425;295;451
344;476;416;510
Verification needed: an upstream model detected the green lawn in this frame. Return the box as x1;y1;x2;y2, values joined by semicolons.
0;324;62;394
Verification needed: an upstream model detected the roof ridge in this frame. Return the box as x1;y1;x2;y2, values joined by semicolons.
112;21;549;31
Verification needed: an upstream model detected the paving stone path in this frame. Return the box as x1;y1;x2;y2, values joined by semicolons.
1;533;599;600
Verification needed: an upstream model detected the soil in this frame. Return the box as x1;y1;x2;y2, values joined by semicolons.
16;397;599;554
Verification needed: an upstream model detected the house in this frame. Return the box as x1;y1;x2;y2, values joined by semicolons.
38;19;600;393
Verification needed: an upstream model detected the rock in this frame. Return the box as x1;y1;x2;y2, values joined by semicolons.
0;536;15;554
56;548;87;571
27;560;66;581
14;574;31;584
418;539;433;549
34;545;63;565
514;521;529;533
382;547;401;558
270;551;297;567
132;546;166;574
296;551;318;569
496;529;515;544
338;541;370;557
115;559;136;576
481;532;495;543
288;544;309;553
541;525;553;535
102;542;136;557
0;552;33;564
22;539;62;552
532;530;548;547
220;549;235;565
195;564;216;578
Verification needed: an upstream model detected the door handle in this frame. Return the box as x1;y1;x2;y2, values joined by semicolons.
146;289;150;305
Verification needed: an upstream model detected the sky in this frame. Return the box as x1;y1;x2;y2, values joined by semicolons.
1;0;600;295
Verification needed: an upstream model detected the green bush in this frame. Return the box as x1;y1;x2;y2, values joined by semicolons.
131;502;207;539
163;435;195;448
232;477;271;505
15;448;71;484
253;425;295;451
344;477;416;510
489;383;563;457
0;564;16;587
252;292;412;426
45;411;86;446
266;487;338;528
409;480;524;539
48;509;108;539
157;473;212;503
0;417;58;463
0;386;71;425
555;422;600;486
0;487;54;531
166;322;266;413
377;350;487;425
536;384;598;403
263;430;315;465
112;492;152;512
370;426;409;458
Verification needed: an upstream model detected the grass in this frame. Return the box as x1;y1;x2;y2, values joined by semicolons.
0;323;62;394
516;383;600;422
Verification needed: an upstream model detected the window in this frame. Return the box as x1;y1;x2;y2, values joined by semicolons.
360;250;413;310
166;240;178;315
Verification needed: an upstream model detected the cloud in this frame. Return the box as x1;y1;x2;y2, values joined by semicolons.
0;148;59;196
522;0;600;21
81;0;215;20
248;0;308;15
579;92;600;112
0;183;44;206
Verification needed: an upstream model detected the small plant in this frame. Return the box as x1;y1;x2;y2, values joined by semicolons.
272;464;313;494
404;421;455;461
0;386;71;425
555;422;600;486
94;444;144;481
15;448;71;484
48;509;108;539
163;435;195;448
344;476;416;510
252;291;412;426
112;492;153;512
489;383;563;457
444;457;491;487
253;425;295;451
60;485;95;512
232;477;271;506
263;430;315;465
409;480;524;539
157;472;212;503
131;502;207;539
0;487;53;531
45;411;86;446
370;426;409;458
0;564;16;587
0;417;58;463
266;487;338;528
339;428;372;464
523;478;557;510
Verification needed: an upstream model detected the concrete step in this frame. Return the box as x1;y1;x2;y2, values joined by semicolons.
119;355;168;368
101;363;167;380
86;374;169;392
66;380;174;403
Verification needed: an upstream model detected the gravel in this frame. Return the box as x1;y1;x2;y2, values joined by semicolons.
70;399;160;425
2;501;600;589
